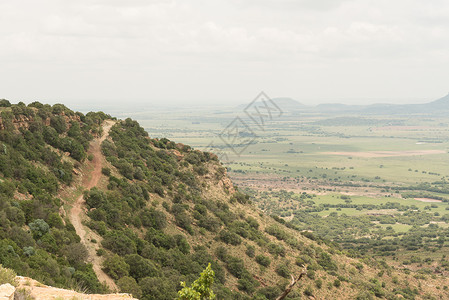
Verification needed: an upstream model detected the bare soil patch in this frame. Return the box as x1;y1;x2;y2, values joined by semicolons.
414;198;442;203
322;150;446;158
373;126;434;131
68;120;117;291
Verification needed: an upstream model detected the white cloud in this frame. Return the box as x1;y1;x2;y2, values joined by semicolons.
0;0;448;105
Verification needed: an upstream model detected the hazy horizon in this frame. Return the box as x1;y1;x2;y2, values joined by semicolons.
4;94;445;113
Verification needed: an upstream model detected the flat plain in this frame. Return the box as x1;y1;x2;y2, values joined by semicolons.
131;105;449;271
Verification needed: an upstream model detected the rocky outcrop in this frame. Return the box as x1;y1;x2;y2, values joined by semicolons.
0;284;15;300
220;168;235;194
0;112;81;131
16;276;138;300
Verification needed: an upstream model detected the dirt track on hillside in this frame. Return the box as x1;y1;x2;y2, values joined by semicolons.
69;120;117;291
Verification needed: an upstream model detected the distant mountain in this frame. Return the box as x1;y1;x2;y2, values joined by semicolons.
315;103;364;112
270;97;307;109
236;97;306;111
427;92;449;109
313;93;449;115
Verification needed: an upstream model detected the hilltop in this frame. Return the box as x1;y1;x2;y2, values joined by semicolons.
427;92;449;108
0;99;448;299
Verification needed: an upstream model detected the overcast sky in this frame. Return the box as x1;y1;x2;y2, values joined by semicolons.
1;0;449;108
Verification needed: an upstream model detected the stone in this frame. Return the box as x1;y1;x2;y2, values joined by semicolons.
0;283;15;300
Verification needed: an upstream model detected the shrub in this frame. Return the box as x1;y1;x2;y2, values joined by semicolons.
256;286;282;299
101;167;111;176
174;212;193;234
140;208;167;230
237;273;259;294
117;276;142;299
303;285;313;297
215;246;228;262
226;256;246;278
275;262;290;278
231;192;249;204
318;252;338;271
245;245;255;258
255;255;271;267
102;254;130;280
125;254;159;280
0;99;11;107
267;242;285;257
219;230;242;246
102;230;137;256
50;116;67;134
333;279;341;288
0;265;17;286
140;276;177;300
29;219;49;239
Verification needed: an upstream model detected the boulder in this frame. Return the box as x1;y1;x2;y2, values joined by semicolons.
0;283;15;300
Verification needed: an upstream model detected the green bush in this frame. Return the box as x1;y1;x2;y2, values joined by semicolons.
102;230;137;256
245;245;255;258
275;262;290;278
237;273;259;294
226;256;246;278
102;254;130;280
318;252;338;271
219;230;242;246
0;265;17;286
215;246;228;262
0;99;11;107
117;276;142;299
303;285;314;297
333;279;341;288
101;167;111;176
255;255;271;267
29;219;49;239
125;254;159;280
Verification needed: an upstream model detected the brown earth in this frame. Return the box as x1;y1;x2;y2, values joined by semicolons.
16;276;136;300
414;198;443;203
373;126;434;131
68;120;117;291
322;150;446;158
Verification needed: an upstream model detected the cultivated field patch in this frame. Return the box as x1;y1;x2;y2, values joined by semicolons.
321;150;446;157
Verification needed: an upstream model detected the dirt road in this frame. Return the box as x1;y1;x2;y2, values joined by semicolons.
69;120;117;291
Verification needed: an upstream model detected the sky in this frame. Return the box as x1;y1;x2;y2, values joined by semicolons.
1;0;449;108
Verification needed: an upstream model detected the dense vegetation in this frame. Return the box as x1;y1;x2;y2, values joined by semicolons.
1;100;449;299
0;101;110;292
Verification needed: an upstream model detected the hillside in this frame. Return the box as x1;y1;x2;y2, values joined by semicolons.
0;100;448;299
427;93;449;109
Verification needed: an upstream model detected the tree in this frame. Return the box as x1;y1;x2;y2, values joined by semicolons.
177;263;215;300
0;99;11;107
29;219;49;239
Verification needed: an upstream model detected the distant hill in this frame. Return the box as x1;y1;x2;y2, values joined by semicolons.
427;92;449;109
313;93;449;115
236;97;306;111
270;97;307;110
